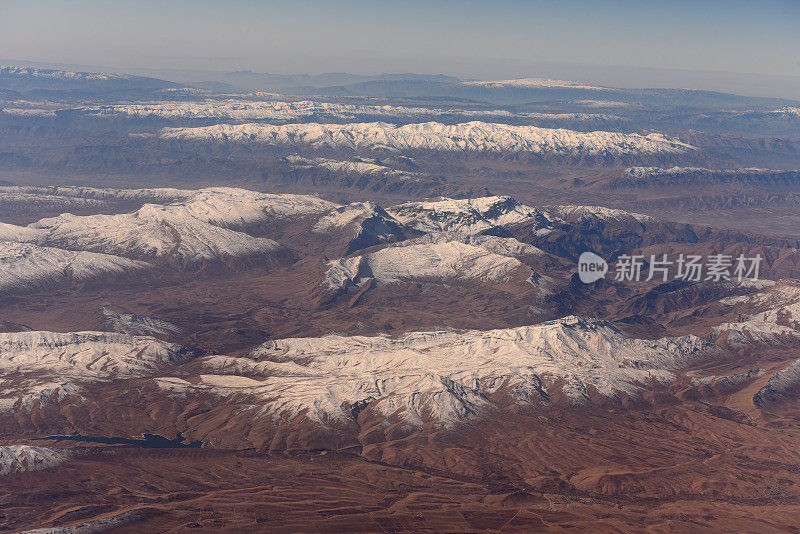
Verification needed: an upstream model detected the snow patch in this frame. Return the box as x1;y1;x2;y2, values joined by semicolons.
102;307;182;338
0;445;69;475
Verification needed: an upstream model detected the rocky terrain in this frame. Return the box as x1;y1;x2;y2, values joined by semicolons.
1;67;800;532
1;184;800;530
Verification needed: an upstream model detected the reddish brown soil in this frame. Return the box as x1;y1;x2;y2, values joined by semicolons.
5;388;800;533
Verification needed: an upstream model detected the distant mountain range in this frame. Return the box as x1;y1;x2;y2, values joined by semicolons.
0;66;178;98
1;62;796;109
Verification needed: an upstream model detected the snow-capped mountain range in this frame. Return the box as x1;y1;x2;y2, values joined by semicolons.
0;330;190;378
613;167;800;189
0;187;338;293
0;241;150;294
0;65;176;93
460;78;607;90
0;66;135;83
386;196;557;235
3;184;800;448
4;279;799;433
160;121;695;157
285;155;426;181
158;316;716;427
714;281;800;347
1;186;664;296
0;316;723;430
80;98;622;125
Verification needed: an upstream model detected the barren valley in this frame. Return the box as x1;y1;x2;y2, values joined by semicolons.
1;65;800;532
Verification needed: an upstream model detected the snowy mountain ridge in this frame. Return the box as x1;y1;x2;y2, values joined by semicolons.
460;78;606;90
166;316;716;427
81;98;622;124
0;330;190;378
0;241;150;294
0;65;136;82
324;241;533;289
22;187;336;264
0;445;69;475
160;121;695;157
386;196;557;235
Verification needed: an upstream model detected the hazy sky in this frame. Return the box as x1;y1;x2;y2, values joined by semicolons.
2;0;799;96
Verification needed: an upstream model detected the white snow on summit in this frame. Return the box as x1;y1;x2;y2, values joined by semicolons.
733;107;800;120
87;99;451;121
0;108;58;117
0;241;150;294
160;121;695;157
543;204;654;223
615;167;800;188
0;185;191;204
1;186;335;226
83;98;621;125
31;209;280;264
163;316;714;427
102;307;183;338
0;330;190;378
714;282;800;347
404;233;547;259
0;187;334;290
310;201;409;254
460;78;606;90
755;359;800;405
0;378;82;414
0;330;192;414
386;196;556;234
0;445;69;475
325;241;532;289
285;155;426;181
0;65;135;82
313;202;397;233
0;222;46;242
707;282;800;404
156;187;337;228
769;107;800;118
27;189;312;263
